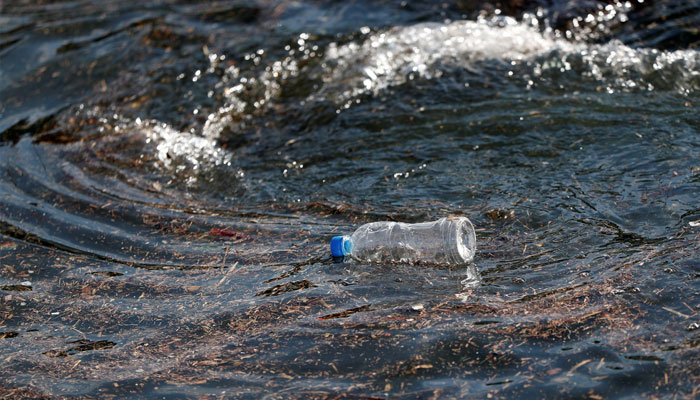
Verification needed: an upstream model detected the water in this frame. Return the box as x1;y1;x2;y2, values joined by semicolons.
1;0;699;398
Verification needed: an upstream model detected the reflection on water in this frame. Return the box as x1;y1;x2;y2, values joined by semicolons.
1;0;699;398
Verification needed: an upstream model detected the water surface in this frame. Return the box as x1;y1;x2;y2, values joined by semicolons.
1;0;699;398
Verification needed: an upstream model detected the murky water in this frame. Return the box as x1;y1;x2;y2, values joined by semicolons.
1;0;699;398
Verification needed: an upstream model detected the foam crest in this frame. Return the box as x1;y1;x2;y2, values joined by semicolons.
142;120;233;172
556;42;700;93
319;16;699;102
320;16;570;102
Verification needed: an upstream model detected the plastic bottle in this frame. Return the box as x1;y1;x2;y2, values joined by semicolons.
330;216;476;265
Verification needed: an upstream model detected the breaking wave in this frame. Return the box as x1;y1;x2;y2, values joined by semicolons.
103;8;700;174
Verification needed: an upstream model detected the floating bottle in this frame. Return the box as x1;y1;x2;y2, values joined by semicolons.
330;216;476;265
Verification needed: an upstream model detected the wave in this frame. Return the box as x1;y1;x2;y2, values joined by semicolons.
95;10;700;173
317;15;700;104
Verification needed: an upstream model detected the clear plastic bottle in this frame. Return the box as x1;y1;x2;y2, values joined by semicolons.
330;216;476;265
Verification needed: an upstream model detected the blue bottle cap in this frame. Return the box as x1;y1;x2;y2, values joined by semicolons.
330;236;352;257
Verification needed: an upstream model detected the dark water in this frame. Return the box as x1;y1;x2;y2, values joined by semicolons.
1;0;699;398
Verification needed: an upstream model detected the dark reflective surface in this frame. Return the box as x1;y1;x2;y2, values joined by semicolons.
1;0;699;398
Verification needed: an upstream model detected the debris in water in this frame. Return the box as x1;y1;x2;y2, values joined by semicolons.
208;228;251;240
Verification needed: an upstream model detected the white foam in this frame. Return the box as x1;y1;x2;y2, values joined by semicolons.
318;16;577;102
143;121;232;171
318;15;700;102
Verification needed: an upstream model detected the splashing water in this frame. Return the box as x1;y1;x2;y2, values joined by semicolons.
136;11;700;175
319;16;572;102
143;120;233;171
318;15;699;106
